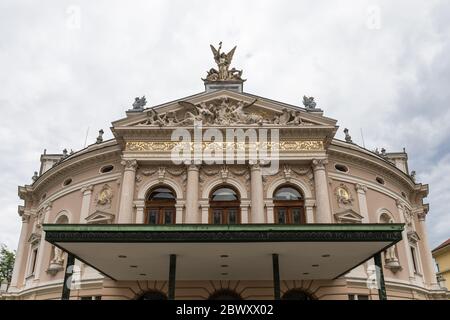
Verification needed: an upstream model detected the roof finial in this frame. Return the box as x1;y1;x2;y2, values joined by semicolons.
303;96;322;112
96;129;104;144
343;128;353;143
127;95;146;113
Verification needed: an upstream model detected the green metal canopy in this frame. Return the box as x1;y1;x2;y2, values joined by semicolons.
44;223;403;282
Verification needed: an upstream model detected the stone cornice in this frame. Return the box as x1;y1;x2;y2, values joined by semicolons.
34;173;122;213
112;89;338;127
328;141;423;194
30;143;122;194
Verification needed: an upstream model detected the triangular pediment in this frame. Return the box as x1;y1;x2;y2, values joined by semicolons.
85;210;115;224
113;90;337;128
334;209;364;224
111;90;338;149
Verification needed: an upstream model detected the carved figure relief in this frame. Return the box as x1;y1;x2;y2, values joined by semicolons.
135;97;314;127
96;184;113;208
47;246;65;275
335;184;354;208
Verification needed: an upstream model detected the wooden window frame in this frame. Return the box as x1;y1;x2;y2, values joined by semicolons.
274;200;305;225
145;200;176;225
209;201;241;224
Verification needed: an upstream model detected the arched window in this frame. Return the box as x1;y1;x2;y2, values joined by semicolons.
136;290;168;300
145;186;176;224
273;185;305;224
55;214;69;224
209;186;240;224
208;289;243;300
282;289;315;300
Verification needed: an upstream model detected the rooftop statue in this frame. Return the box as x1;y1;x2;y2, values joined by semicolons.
204;42;244;82
132;96;147;110
303;96;316;110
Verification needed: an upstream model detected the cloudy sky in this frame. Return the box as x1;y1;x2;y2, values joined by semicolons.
1;0;449;251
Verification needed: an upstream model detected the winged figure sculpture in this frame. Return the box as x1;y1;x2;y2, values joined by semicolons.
204;42;243;81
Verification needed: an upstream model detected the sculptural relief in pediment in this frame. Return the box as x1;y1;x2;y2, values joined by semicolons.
133;97;317;127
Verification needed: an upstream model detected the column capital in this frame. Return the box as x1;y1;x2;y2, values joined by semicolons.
19;210;31;223
81;184;94;194
355;183;368;193
264;200;274;209
413;204;429;221
133;200;145;209
186;163;200;171
183;159;202;167
304;198;316;207
121;159;138;171
241;199;251;207
312;159;328;170
417;211;427;222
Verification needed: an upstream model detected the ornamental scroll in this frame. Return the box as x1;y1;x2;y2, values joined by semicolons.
126;141;324;152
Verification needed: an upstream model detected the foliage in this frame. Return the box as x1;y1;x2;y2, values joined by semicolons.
0;244;15;284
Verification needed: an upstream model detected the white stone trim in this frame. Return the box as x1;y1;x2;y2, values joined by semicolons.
8;278;104;298
136;177;184;200
345;276;442;296
201;176;248;199
376;208;395;223
54;209;72;224
265;176;313;199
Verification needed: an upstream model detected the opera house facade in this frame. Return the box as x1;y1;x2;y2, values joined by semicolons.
6;45;448;300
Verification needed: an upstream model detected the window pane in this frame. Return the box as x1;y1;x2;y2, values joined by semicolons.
148;188;175;200
213;209;223;224
148;209;158;224
411;247;418;273
228;209;237;224
164;209;174;224
211;188;238;201
292;208;302;224
274;187;302;200
31;249;38;274
277;208;286;224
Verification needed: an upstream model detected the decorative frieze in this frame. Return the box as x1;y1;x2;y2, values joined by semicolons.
125;140;324;152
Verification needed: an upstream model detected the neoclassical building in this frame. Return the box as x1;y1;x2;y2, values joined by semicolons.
6;44;448;300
